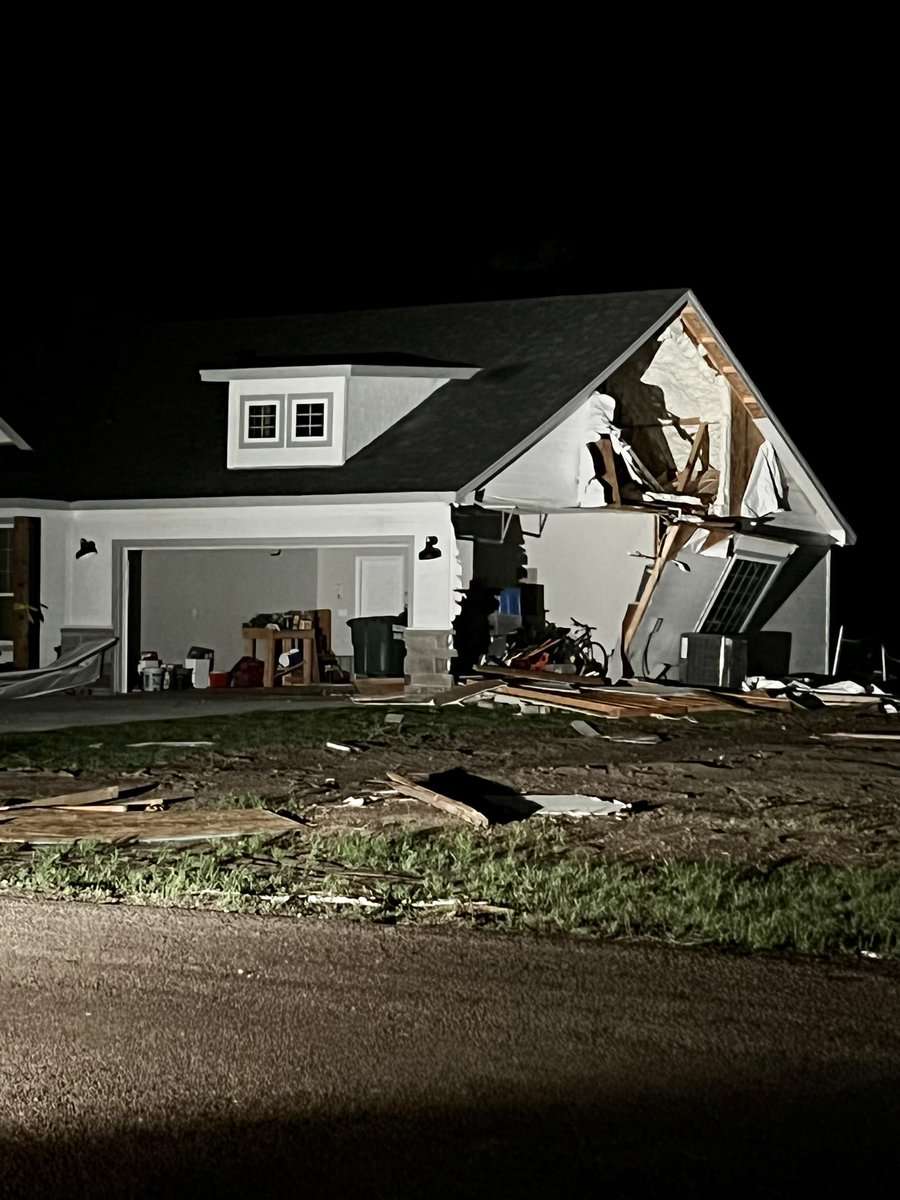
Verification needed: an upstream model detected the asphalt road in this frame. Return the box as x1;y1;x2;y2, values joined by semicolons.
1;902;897;1199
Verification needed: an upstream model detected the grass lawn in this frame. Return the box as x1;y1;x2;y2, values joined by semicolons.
1;706;898;960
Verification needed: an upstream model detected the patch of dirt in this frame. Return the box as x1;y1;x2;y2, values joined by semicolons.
3;707;898;866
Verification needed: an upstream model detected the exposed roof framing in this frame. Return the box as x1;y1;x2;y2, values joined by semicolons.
680;306;764;420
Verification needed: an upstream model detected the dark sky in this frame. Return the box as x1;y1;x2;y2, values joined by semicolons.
7;169;894;655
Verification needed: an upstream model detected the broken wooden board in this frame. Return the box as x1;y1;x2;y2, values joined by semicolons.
495;685;681;718
575;687;738;715
725;691;798;713
474;665;608;689
431;679;501;707
0;785;122;812
385;771;489;828
0;808;300;844
48;802;163;814
821;732;900;741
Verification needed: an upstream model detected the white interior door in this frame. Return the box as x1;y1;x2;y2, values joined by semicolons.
355;555;406;617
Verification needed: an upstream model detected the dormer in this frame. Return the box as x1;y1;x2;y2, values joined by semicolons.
200;362;479;470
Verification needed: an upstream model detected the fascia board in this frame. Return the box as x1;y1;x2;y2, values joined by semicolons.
686;292;855;547
201;365;479;382
62;492;458;510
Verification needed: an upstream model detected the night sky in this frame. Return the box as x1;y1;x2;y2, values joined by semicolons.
6;169;894;659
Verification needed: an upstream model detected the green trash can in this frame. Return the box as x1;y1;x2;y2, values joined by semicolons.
348;616;407;677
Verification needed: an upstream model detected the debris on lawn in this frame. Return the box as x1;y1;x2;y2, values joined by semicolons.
819;732;900;741
0;807;300;844
489;793;631;818
326;741;353;753
0;780;301;843
0;784;124;811
125;741;216;748
570;720;660;744
386;771;489;828
360;660;899;721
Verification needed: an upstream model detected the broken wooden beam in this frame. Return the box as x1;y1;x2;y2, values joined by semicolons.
622;521;697;653
494;685;689;718
673;422;709;493
0;784;122;812
473;664;607;688
386;771;489;828
595;436;621;505
431;679;500;707
0;807;300;844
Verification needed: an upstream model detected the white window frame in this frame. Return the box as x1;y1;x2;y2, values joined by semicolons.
695;538;793;634
242;397;282;445
223;375;348;469
288;393;331;445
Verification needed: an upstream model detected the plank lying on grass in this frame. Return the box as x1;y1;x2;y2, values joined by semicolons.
0;785;121;812
0;808;301;844
386;771;489;828
821;731;900;741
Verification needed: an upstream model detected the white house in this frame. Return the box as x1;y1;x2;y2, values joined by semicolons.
0;290;852;692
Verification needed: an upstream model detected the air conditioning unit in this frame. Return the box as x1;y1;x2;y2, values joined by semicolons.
680;633;748;688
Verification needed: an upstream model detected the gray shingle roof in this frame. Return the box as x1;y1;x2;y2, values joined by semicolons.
1;289;687;503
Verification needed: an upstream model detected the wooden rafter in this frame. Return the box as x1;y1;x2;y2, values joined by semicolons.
680;306;764;419
673;422;709;494
595;437;621;506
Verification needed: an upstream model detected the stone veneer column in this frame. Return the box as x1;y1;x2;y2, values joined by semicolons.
402;628;454;693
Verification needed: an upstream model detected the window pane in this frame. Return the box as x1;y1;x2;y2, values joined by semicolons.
294;401;326;438
247;404;278;439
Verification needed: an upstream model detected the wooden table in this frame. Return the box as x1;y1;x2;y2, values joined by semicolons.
241;627;318;688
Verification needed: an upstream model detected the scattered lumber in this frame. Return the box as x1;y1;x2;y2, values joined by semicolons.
0;808;300;844
474;665;608;689
821;732;900;741
0;785;122;811
495;685;669;718
724;691;798;712
386;771;489;828
431;679;501;707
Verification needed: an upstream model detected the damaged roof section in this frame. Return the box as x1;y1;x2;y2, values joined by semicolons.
477;296;853;547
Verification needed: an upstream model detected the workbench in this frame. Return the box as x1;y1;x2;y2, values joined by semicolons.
240;627;318;688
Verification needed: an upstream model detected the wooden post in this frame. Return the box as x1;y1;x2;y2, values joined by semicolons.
12;516;40;669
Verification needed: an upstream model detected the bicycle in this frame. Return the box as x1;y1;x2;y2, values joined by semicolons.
563;619;609;678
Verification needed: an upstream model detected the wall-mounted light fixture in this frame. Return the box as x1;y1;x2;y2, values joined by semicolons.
418;536;441;560
75;539;97;560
